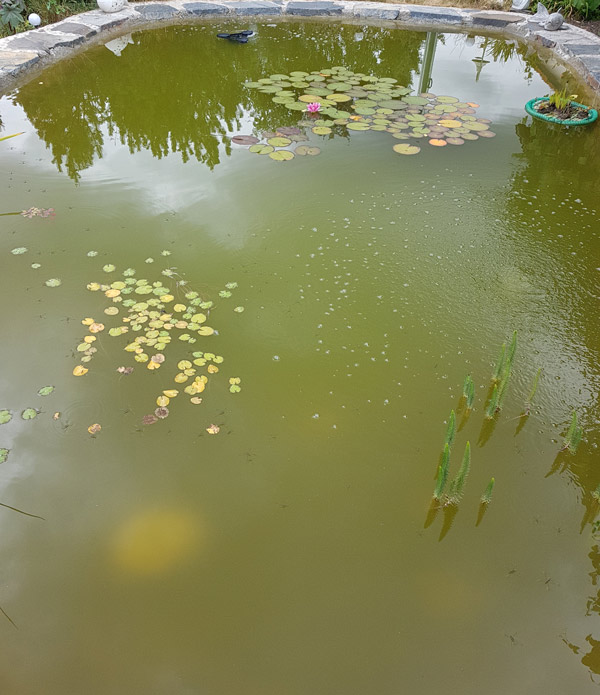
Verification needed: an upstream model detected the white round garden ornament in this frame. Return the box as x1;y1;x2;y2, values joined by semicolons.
28;13;42;26
97;0;126;12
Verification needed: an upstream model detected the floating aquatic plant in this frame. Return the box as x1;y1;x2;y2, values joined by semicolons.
481;477;495;504
523;367;542;415
0;448;9;464
462;375;475;410
446;441;471;505
433;443;450;501
73;263;241;423
561;411;583;453
492;343;506;383
485;384;500;419
236;66;495;161
444;410;456;448
592;484;600;503
0;410;11;425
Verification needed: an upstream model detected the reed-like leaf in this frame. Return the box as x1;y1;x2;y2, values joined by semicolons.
433;444;450;500
527;368;542;405
485;385;499;419
0;132;24;143
492;343;506;382
481;477;495;504
445;410;456;448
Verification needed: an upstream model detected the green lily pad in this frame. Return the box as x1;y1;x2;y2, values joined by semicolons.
286;102;308;111
393;143;421;155
0;448;8;464
299;94;322;103
0;410;12;425
11;247;27;255
267;137;292;147
269;150;294;161
270;74;289;80
436;96;459;104
346;122;370;131
31;263;41;269
404;96;429;105
234;306;245;313
87;251;98;257
327;82;352;91
257;78;273;84
38;386;55;396
378;100;407;110
249;144;274;155
295;145;321;156
290;71;309;77
312;126;332;135
21;408;38;420
45;278;61;287
326;93;352;103
244;81;262;88
103;264;116;273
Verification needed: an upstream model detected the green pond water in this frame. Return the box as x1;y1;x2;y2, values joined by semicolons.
1;19;600;694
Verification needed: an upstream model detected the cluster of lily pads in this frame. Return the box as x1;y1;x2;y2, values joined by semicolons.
0;386;56;464
73;264;242;426
233;66;495;159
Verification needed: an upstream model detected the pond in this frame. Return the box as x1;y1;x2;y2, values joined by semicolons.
0;18;600;694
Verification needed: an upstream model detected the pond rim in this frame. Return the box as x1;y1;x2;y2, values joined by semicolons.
0;1;599;104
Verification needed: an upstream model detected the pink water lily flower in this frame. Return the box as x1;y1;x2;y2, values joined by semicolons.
306;102;321;113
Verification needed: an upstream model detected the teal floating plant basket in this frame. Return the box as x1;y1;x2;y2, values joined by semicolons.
525;97;598;126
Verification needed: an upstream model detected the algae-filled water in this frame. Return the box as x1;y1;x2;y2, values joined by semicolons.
1;19;600;694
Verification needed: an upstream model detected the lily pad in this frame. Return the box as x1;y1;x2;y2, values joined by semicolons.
312;126;332;135
21;408;38;420
0;448;8;464
477;130;496;138
392;143;420;155
0;410;12;425
45;278;62;287
446;137;465;145
267;136;292;147
436;96;459;104
103;264;116;273
347;122;370;131
232;135;260;145
38;386;54;396
429;139;448;147
295;145;321;156
11;247;27;255
404;96;428;105
269;150;294;161
249;144;274;155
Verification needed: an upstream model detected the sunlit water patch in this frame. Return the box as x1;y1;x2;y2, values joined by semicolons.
0;20;599;695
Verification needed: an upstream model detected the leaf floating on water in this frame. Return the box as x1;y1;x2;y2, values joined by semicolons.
142;414;158;425
295;146;320;156
87;250;98;257
87;283;101;292
103;264;116;273
145;258;154;264
89;322;105;333
163;389;178;398
269;150;294;161
0;448;9;464
197;326;215;336
21;408;38;420
233;306;244;313
151;353;165;364
190;397;203;405
87;423;101;435
207;365;219;374
31;263;41;269
38;386;54;396
312;126;332;135
392;143;420;155
0;410;12;425
117;366;134;375
53;412;61;420
11;247;27;255
219;291;232;298
232;135;260;146
45;278;61;287
154;407;169;419
429;139;448;147
206;424;220;435
104;306;119;316
267;136;292;147
73;365;89;376
249;144;274;155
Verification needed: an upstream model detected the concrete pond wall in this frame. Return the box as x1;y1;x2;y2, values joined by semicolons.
0;1;599;95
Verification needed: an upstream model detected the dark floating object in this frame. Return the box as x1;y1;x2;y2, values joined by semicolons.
231;135;260;145
217;30;254;43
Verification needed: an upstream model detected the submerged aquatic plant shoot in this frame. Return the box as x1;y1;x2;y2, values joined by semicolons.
445;410;456;448
481;477;495;504
433;444;451;501
446;441;471;505
562;411;583;453
463;374;475;410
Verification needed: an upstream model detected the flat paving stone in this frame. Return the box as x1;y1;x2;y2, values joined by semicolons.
133;3;180;18
182;2;228;14
225;1;282;14
564;42;600;56
0;49;40;72
52;21;99;37
76;12;131;30
471;11;524;26
353;5;399;19
285;1;342;16
407;6;463;22
7;30;85;53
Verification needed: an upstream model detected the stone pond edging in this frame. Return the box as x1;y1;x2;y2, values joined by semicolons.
0;0;599;95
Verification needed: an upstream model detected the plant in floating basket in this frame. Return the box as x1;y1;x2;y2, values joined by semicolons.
525;88;598;126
